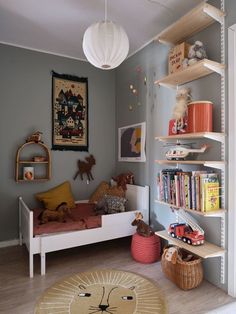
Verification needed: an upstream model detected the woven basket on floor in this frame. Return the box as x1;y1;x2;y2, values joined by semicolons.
131;232;161;263
161;247;203;290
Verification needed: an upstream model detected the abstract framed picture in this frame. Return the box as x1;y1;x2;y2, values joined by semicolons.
52;71;89;151
118;122;146;162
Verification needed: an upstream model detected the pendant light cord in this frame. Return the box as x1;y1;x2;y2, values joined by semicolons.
105;0;107;22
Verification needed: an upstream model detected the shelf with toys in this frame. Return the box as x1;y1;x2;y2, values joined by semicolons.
15;132;51;182
155;132;226;144
154;1;226;284
155;230;225;259
154;59;225;89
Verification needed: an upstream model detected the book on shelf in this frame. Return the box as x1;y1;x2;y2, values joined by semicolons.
202;174;220;212
156;169;220;212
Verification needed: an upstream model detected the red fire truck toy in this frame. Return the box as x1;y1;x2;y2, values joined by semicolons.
168;209;205;246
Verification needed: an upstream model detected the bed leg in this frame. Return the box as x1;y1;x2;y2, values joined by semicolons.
29;253;34;278
41;252;46;276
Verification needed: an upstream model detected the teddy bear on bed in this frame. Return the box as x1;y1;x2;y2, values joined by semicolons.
38;202;71;224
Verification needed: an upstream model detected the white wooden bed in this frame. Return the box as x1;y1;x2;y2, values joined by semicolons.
19;184;149;277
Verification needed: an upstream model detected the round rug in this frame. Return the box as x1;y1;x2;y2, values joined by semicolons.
35;269;167;314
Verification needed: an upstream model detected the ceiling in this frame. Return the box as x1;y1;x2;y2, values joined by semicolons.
0;0;202;61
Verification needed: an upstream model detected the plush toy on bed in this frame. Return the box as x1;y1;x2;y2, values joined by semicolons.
112;171;134;191
38;202;71;224
131;212;154;237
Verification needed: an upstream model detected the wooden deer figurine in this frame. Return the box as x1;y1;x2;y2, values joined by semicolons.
131;212;154;237
73;154;96;181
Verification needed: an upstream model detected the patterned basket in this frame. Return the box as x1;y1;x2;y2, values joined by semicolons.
161;247;203;290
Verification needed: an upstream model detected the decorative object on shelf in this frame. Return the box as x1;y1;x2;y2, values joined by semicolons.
26;131;43;143
187;40;207;67
168;42;191;74
161;246;203;290
82;0;129;70
187;101;213;133
23;167;34;181
131;212;154;237
112;171;134;191
168;209;205;246
33;156;47;162
74;154;96;181
52;71;88;151
169;87;191;135
38;202;71;224
164;143;208;160
118;122;146;162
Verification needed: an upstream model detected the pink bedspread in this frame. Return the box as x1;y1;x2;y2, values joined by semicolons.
33;203;101;236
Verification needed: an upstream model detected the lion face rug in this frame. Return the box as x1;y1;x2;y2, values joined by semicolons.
35;269;167;314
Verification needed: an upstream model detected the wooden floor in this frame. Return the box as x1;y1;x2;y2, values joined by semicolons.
0;237;234;314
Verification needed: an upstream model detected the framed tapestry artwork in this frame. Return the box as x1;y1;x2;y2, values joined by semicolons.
52;71;89;151
118;122;146;162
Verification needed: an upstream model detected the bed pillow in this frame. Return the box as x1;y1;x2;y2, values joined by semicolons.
35;181;75;210
104;195;127;214
89;181;110;203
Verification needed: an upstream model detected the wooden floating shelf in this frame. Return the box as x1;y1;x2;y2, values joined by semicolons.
17;178;50;182
19;161;49;164
155;132;226;144
156;2;225;45
155;160;225;170
155;199;226;218
154;59;225;88
156;230;225;258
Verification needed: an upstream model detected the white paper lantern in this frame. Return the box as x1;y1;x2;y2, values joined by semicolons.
83;20;129;70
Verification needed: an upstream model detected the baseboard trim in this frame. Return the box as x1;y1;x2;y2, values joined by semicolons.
0;239;19;248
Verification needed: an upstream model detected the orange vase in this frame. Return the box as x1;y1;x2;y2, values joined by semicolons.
187;101;213;133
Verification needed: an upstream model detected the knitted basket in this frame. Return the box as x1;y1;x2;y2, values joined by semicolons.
131;233;160;263
161;247;203;290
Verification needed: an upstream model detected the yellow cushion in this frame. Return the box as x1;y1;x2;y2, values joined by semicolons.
89;181;110;203
35;181;75;210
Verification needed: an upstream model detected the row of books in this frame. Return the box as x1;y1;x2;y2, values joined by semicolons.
156;169;220;212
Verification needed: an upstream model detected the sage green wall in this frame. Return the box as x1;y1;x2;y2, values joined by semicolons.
0;44;116;242
115;0;229;290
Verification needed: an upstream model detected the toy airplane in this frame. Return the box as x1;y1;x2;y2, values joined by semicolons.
165;144;208;160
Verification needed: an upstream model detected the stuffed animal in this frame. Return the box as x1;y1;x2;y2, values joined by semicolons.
172;87;191;132
131;212;154;237
38;202;71;224
112;171;134;191
188;40;207;64
163;246;179;264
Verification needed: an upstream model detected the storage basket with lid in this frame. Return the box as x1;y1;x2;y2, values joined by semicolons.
187;100;213;133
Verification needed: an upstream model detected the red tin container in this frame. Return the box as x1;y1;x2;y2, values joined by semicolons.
187;101;213;133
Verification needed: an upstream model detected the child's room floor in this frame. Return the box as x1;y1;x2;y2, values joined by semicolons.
0;238;234;314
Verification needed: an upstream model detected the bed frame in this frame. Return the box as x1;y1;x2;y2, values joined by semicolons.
19;184;149;277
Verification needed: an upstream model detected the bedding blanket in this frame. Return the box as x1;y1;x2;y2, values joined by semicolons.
33;203;101;236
